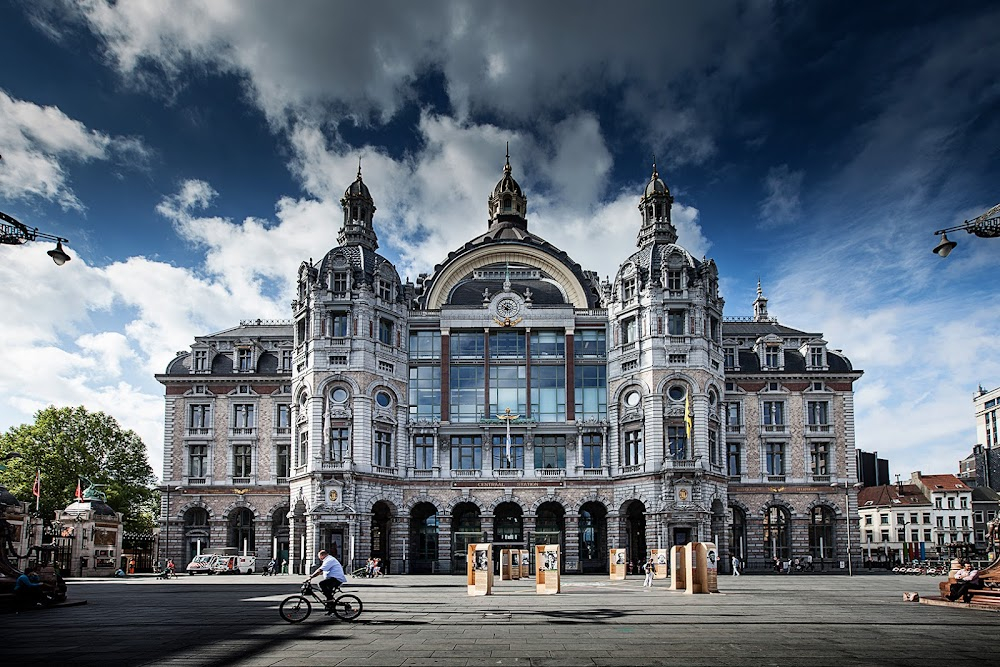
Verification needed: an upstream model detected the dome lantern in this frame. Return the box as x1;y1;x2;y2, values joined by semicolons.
487;143;528;230
338;159;379;251
636;159;677;247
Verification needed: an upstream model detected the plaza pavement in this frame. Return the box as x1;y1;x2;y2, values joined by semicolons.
4;572;998;666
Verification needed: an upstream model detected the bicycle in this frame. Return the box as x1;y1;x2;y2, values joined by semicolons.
279;580;362;623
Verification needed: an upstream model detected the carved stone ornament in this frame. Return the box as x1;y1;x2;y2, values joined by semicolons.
619;408;644;424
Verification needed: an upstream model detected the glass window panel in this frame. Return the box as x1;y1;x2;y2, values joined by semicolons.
408;331;441;360
530;331;565;358
451;332;485;359
450;366;484;422
491;435;524;469
574;365;607;419
574;330;606;357
531;365;565;422
490;331;526;359
450;435;482;470
489;365;527;416
533;435;566;469
409;366;441;419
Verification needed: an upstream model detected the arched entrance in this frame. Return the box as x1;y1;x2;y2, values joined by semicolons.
228;507;255;553
371;501;393;574
493;502;524;572
730;506;747;564
409;502;439;574
451;502;481;574
535;501;565;572
579;502;608;573
271;506;289;570
809;505;835;564
183;508;209;565
765;505;791;560
624;500;646;569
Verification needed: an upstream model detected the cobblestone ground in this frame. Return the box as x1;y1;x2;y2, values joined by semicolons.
4;573;998;666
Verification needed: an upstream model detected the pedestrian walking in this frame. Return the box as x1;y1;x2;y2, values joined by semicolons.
731;554;741;576
642;558;655;587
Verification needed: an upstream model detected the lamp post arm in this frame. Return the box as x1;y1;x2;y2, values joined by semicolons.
934;204;1000;238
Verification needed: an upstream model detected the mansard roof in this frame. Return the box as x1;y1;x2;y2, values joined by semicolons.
318;244;403;296
722;320;819;338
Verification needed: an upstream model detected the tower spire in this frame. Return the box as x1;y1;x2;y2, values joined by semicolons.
636;160;676;247
753;279;770;322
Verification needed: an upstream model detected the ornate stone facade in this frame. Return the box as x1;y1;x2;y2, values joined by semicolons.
157;156;862;574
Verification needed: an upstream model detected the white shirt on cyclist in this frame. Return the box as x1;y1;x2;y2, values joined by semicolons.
320;554;346;582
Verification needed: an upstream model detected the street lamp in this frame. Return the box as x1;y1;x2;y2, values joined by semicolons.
832;481;864;576
933;202;1000;257
0;211;72;265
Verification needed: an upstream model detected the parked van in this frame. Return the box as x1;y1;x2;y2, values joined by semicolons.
212;554;256;574
186;554;218;575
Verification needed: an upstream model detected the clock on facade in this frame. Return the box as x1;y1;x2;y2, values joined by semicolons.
496;297;520;319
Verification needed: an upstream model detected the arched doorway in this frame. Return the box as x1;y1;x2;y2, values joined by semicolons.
183;508;209;565
409;502;439;574
451;502;481;574
624;500;646;570
493;502;523;542
536;501;565;572
809;505;835;564
228;507;255;553
579;502;608;573
765;505;791;561
730;506;747;565
371;501;393;574
271;506;289;570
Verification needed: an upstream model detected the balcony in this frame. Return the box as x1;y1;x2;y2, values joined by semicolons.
766;475;786;483
186;427;212;437
329;337;350;348
811;474;831;483
760;424;787;435
620;463;644;475
229;427;257;438
535;468;565;478
321;460;349;471
186;477;207;485
581;467;607;477
275;477;289;485
452;469;482;478
372;465;398;477
412;468;437;478
274;427;292;436
725;424;744;434
806;424;832;434
232;477;251;485
493;469;524;479
728;475;741;482
663;458;698;470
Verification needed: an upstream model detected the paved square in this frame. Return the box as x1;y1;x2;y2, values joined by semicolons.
5;573;998;666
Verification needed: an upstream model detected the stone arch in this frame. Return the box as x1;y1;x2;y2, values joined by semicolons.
486;495;527;514
572;493;613;514
618;493;653;515
805;499;838;513
221;499;261;518
365;496;400;515
425;246;591;309
611;378;653;403
529;494;568;515
445;495;487;514
655;372;702;396
316;374;363;396
175;499;213;521
761;499;796;517
728;498;752;516
402;494;440;514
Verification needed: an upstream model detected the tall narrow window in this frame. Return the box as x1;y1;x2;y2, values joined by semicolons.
233;444;252;478
531;366;565;422
574;366;607;419
374;431;392;467
188;444;208;478
581;434;603;468
413;435;435;470
534;435;566;470
189;404;211;431
492;434;525;469
666;271;682;292
723;347;736;368
621;317;637;345
297;432;308;468
193;350;207;371
276;404;291;432
726;402;742;431
667;310;686;336
727;442;742;477
622;277;636;301
378;318;394;345
623;430;642;466
809;346;824;367
667;425;687;460
378;279;392;301
232;404;256;432
281;350;292;370
765;442;785;475
275;444;290;480
450;435;482;470
762;401;784;426
328;427;349;462
332;272;349;294
765;346;781;367
807;401;829;425
708;429;719;467
237;348;253;372
810;442;829;475
331;312;350;337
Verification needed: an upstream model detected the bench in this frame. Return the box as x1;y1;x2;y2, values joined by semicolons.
939;567;1000;605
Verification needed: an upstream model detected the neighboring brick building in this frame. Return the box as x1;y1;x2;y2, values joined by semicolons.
157;156;863;574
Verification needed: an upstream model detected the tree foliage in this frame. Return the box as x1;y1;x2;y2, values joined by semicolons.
0;406;157;533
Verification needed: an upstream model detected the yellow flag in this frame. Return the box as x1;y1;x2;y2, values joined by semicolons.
685;393;693;442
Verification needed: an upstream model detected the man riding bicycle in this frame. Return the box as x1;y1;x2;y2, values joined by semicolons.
306;550;346;615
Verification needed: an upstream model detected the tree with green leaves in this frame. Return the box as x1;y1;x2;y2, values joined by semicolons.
0;406;157;533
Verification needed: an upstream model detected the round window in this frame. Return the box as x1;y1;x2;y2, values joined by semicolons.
708;391;717;406
668;385;686;401
331;387;349;403
624;391;641;407
375;391;392;408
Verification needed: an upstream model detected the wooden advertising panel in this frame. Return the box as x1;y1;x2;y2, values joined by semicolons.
649;549;669;580
519;549;531;578
536;544;560;594
609;548;628;580
500;549;516;580
669;545;686;591
683;542;697;594
698;542;720;593
467;543;494;596
510;550;521;580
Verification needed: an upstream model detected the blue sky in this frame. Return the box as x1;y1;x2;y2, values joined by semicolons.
1;0;997;481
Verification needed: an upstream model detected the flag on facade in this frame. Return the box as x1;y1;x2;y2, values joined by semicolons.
32;469;40;498
75;477;83;501
685;393;693;442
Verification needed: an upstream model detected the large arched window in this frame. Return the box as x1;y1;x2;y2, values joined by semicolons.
451;502;482;575
228;508;255;552
764;506;791;560
409;502;439;573
493;502;523;542
579;502;607;573
184;508;208;527
809;506;836;559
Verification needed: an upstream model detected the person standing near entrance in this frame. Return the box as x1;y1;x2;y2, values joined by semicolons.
642;558;655;587
731;554;741;576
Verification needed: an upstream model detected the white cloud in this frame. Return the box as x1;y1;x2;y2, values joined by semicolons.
758;164;803;228
0;89;147;209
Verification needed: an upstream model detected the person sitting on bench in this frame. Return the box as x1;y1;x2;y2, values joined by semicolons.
948;562;983;603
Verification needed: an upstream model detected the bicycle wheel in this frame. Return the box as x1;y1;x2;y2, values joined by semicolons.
279;595;313;623
331;594;363;621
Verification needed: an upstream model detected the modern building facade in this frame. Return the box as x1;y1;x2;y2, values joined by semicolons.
157;156;863;574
